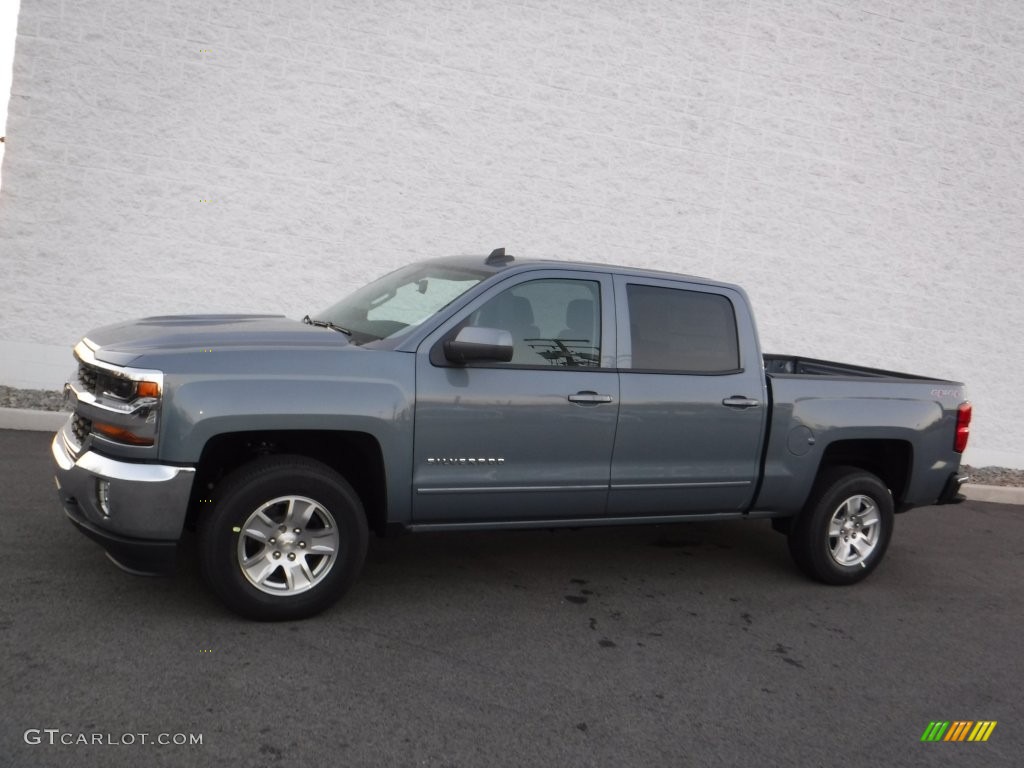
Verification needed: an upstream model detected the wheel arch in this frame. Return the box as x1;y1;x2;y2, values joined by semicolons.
813;438;913;508
185;430;388;536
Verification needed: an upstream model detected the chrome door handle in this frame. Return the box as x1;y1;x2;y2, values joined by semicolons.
568;391;613;404
722;396;760;409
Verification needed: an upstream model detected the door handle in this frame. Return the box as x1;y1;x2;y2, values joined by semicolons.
568;391;613;404
722;396;760;409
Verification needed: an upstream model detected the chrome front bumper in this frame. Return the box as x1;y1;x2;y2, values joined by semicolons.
52;429;195;573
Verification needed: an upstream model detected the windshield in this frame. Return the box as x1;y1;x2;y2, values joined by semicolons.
313;262;489;345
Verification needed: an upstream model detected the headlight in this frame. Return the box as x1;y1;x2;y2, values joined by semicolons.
72;339;164;447
95;372;161;403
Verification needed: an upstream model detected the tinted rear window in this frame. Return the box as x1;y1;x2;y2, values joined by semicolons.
626;284;739;373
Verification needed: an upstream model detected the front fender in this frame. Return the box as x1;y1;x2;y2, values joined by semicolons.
156;352;416;522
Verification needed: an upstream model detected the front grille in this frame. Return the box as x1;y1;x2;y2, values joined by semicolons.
78;363;99;395
71;413;92;443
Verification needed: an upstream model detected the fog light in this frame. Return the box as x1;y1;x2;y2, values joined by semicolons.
97;479;112;517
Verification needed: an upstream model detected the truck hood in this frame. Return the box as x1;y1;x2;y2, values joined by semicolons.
83;314;352;366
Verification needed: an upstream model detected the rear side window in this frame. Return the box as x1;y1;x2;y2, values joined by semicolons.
626;284;739;373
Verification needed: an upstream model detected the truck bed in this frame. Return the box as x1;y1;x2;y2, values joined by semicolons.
754;357;965;515
763;354;952;382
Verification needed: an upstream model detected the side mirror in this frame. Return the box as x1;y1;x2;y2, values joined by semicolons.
444;326;514;364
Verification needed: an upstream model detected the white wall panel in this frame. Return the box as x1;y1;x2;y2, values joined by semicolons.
2;0;1021;466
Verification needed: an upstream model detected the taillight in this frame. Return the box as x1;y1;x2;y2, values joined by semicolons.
954;402;972;453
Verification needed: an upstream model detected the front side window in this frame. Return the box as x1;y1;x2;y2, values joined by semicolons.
464;279;602;367
626;284;739;373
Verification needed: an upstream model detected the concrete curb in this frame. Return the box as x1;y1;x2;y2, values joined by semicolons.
2;407;1021;505
962;484;1024;505
0;408;67;432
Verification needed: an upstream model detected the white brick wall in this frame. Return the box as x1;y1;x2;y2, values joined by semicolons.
1;0;1022;468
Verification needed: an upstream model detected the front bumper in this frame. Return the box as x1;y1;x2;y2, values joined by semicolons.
51;430;195;574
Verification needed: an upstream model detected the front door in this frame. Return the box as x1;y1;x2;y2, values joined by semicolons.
413;271;619;523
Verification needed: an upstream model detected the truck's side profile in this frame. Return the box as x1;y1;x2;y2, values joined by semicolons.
52;251;971;619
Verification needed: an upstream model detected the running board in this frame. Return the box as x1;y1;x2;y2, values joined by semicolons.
406;511;746;533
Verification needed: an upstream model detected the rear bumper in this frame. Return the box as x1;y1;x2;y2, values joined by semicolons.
936;471;968;505
51;429;194;575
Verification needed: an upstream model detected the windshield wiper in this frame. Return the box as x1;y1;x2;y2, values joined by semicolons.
302;315;352;336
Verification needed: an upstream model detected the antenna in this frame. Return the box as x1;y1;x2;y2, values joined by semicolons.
485;247;513;265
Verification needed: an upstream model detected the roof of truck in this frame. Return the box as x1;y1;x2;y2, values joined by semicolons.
436;252;741;292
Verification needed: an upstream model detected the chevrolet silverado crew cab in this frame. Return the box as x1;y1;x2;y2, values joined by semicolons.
51;249;972;620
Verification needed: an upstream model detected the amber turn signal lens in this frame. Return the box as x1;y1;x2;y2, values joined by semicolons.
136;381;160;398
93;421;154;446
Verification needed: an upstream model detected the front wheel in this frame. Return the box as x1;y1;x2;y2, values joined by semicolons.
199;456;368;620
787;466;894;585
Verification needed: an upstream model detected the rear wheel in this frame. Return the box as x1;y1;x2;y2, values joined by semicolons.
199;455;368;620
788;466;894;585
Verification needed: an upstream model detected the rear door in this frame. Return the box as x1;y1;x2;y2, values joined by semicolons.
413;270;619;523
608;275;767;515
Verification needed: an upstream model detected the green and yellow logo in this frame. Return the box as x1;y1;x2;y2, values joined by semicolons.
921;721;997;742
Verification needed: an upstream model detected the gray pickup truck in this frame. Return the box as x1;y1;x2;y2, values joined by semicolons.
52;249;971;619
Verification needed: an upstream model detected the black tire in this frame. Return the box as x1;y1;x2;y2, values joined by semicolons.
198;455;368;620
787;466;894;585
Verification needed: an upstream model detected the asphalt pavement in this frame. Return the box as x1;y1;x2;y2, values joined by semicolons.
1;428;1021;768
